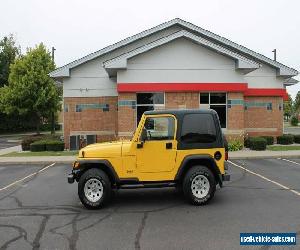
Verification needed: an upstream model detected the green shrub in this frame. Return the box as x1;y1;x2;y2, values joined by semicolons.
245;137;258;148
30;140;47;152
244;138;251;148
249;137;267;151
277;134;294;145
21;135;44;151
290;116;299;126
245;136;274;148
228;140;243;151
22;134;61;151
294;135;300;144
45;141;65;151
261;136;274;145
30;139;64;152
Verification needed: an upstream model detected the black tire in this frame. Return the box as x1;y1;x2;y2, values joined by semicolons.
182;165;216;205
78;168;112;209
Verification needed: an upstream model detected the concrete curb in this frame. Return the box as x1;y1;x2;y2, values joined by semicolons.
0;145;22;156
7;140;21;143
0;160;74;165
229;155;300;160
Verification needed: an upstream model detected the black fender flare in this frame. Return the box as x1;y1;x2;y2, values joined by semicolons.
175;155;222;187
76;159;120;184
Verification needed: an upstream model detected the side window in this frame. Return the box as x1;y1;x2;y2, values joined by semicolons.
181;114;216;143
143;116;175;141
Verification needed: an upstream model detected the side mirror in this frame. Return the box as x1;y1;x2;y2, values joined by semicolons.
141;128;147;142
137;128;147;149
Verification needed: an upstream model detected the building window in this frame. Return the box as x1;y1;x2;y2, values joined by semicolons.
136;93;164;126
75;105;82;112
64;104;69;112
244;102;273;110
200;93;209;104
200;92;227;128
75;104;109;112
118;100;136;109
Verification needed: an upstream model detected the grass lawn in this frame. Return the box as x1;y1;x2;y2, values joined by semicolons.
267;145;300;151
0;151;78;157
284;122;299;128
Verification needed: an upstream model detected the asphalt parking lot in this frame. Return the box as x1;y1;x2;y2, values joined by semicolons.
0;137;20;150
0;158;299;250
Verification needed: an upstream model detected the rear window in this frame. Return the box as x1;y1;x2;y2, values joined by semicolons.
181;114;217;143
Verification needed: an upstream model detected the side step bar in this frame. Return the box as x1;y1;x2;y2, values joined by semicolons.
119;182;176;189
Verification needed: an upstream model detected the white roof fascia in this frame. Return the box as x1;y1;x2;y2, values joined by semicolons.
279;68;297;77
50;67;70;78
50;18;297;78
105;58;127;69
103;30;260;74
283;77;299;86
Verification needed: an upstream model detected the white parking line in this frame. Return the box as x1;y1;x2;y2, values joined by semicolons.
0;163;56;191
278;158;300;166
228;160;300;197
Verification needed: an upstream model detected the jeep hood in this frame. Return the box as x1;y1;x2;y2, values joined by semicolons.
77;141;131;159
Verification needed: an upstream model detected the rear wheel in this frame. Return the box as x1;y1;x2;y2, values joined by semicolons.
78;168;112;209
183;166;216;205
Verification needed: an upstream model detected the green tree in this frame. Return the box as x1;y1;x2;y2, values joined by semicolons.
294;91;300;115
1;43;61;134
0;34;20;87
0;35;25;133
284;94;293;120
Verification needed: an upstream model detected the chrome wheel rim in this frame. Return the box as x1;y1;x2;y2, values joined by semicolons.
191;175;210;199
84;178;103;203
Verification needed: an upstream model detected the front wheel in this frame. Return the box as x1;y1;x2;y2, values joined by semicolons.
183;166;216;205
78;168;112;209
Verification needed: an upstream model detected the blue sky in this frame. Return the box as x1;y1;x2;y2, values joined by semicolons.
1;0;299;98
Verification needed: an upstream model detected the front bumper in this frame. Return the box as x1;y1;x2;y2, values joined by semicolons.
67;169;81;184
67;172;75;184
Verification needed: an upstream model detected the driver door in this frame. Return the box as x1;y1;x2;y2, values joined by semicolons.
136;115;177;173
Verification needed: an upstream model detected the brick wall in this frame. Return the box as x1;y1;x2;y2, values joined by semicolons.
63;97;118;148
226;92;244;142
165;92;199;109
244;96;283;137
117;93;136;139
63;93;284;147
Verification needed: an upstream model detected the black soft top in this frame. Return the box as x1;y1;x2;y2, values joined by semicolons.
144;109;224;149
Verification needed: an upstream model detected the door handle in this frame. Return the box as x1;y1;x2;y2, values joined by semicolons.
166;142;172;149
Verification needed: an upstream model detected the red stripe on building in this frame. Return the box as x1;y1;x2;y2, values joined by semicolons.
117;83;248;92
118;83;288;100
244;88;288;100
283;92;289;101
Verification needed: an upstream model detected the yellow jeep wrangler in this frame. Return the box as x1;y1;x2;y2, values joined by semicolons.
68;109;230;209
